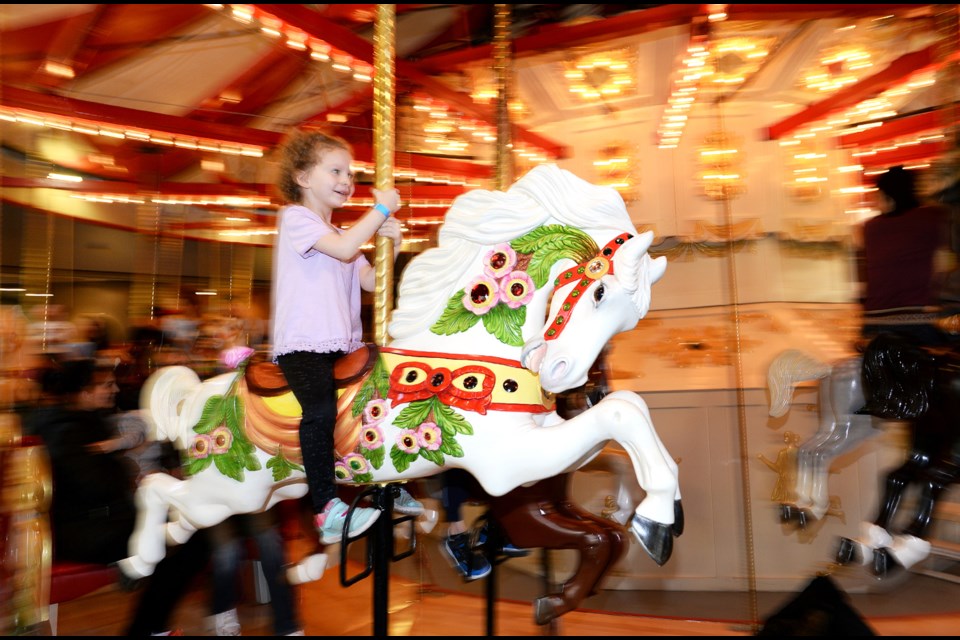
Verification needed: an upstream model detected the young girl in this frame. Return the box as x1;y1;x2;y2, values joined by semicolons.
271;129;403;544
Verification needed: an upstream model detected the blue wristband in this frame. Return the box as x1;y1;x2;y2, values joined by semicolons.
373;203;391;217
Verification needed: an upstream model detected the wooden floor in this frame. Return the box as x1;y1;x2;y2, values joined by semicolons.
40;535;960;637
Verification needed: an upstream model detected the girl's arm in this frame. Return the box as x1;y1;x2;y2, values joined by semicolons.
312;188;400;261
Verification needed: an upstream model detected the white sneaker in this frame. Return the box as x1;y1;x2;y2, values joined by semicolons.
213;608;241;636
394;487;424;516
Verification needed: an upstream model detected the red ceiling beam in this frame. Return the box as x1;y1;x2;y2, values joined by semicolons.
837;108;958;147
764;44;940;141
416;4;702;72
256;4;569;159
855;139;948;168
0;85;283;148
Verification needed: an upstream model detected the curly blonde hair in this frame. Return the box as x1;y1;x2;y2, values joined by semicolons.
276;129;352;204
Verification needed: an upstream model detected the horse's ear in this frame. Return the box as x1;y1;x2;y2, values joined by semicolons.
635;229;654;254
650;255;667;285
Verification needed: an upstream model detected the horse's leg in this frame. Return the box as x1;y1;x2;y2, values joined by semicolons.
877;457;960;574
806;417;877;521
491;479;613;627
121;473;182;578
605;391;683;536
836;450;931;567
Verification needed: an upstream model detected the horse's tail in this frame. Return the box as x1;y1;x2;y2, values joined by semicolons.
140;365;202;442
767;350;832;418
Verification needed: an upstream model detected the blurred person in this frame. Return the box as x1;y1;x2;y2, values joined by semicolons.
24;356;137;564
207;509;304;636
858;165;953;347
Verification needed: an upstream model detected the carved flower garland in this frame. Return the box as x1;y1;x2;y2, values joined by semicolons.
431;225;600;347
184;346;303;482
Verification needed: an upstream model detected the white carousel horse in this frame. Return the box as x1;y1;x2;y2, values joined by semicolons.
767;349;878;524
120;165;680;600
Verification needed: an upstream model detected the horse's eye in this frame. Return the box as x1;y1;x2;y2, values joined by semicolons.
593;283;605;303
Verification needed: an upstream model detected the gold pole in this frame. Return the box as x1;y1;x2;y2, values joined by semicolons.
373;5;396;347
493;4;513;191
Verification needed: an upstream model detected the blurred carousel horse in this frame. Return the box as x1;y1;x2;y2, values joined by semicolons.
769;333;960;578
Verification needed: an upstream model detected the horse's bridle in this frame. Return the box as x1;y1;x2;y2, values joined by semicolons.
543;232;633;341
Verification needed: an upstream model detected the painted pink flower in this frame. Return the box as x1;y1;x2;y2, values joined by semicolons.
363;398;390;424
416;422;442;451
344;452;369;475
483;243;517;279
463;274;501;315
360;424;385;450
499;271;535;309
210;425;233;454
334;460;352;480
222;346;255;370
190;433;213;459
396;429;421;455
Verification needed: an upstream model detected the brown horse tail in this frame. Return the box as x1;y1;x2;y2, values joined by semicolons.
767;350;831;418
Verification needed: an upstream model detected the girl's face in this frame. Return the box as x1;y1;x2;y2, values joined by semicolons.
296;147;355;210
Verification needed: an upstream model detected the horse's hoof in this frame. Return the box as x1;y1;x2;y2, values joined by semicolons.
630;514;673;566
779;503;795;524
111;562;143;592
872;547;904;579
836;537;861;565
672;500;684;537
533;595;563;626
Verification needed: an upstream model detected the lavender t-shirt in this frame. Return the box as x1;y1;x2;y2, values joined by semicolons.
271;204;369;357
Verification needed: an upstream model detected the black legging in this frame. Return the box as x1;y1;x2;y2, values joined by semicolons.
277;350;342;515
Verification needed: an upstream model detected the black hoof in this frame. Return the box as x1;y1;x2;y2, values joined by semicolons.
835;537;861;565
872;547;904;579
631;514;673;566
779;503;795;524
112;564;143;592
672;500;684;537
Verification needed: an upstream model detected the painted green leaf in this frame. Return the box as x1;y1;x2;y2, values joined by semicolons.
441;439;464;458
481;303;525;347
513;226;598;287
390;446;416;474
432;402;473;436
431;289;481;336
371;356;390;397
194;394;227;434
366;445;385;470
351;356;391;416
183;455;212;476
351;382;373;417
266;452;302;482
420;448;444;466
214;451;243;481
351;472;373;484
394;399;433;430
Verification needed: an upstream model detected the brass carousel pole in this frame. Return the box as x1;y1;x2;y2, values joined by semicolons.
485;5;514;637
372;4;396;349
370;5;396;636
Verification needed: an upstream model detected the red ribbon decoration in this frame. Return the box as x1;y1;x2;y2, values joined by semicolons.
387;361;496;415
544;233;633;341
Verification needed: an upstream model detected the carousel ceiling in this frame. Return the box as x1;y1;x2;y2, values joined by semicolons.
0;4;953;245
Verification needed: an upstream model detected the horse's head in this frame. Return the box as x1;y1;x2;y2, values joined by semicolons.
520;230;666;393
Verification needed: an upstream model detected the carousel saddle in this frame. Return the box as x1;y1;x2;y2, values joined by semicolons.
244;344;380;397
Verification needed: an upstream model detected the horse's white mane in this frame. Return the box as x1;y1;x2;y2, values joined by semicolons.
389;164;635;340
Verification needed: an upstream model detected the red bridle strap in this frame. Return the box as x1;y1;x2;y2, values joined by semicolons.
544;233;633;341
